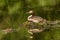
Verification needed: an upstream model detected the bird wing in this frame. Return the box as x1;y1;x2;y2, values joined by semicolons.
31;16;44;21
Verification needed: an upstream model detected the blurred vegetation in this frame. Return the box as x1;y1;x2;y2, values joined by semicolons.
0;0;60;40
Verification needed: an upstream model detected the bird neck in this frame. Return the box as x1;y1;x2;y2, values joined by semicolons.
28;15;32;18
28;13;35;19
28;15;32;20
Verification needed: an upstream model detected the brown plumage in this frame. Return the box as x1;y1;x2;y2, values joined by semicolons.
27;10;46;23
27;10;47;34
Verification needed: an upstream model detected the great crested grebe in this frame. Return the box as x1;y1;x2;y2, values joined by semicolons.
27;10;46;23
26;10;47;34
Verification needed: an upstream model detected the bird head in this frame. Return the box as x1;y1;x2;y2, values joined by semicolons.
27;10;34;15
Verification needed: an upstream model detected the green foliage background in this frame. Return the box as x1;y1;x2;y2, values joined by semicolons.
0;0;60;40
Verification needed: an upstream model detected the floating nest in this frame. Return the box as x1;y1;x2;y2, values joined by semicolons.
23;20;60;33
23;21;48;30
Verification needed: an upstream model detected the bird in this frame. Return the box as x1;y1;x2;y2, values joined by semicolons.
26;10;47;34
27;10;46;23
